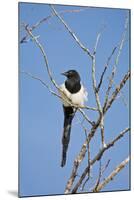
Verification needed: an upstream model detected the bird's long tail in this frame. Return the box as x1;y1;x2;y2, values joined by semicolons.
61;106;75;167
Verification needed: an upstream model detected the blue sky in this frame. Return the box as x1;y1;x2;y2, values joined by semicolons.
19;2;130;197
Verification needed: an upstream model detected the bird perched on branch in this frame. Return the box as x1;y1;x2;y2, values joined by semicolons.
59;70;88;167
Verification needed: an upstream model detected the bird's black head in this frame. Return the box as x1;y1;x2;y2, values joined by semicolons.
61;70;80;81
62;70;81;93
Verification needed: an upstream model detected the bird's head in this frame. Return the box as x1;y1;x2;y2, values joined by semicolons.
61;70;80;80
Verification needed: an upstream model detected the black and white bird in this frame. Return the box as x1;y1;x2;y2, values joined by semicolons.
59;70;88;167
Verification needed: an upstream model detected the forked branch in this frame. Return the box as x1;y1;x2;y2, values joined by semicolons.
71;127;130;193
94;156;129;192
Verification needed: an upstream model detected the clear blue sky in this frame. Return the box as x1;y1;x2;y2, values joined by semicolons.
19;2;130;197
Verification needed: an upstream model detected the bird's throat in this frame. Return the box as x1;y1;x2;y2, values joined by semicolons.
65;79;81;94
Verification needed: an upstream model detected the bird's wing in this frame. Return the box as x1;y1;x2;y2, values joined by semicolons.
59;84;71;107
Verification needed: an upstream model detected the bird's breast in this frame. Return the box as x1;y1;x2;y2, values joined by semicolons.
59;84;88;107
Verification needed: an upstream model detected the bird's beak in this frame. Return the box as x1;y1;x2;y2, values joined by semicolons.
61;72;68;76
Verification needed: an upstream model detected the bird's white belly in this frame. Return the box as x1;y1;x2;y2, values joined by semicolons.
59;83;88;107
71;92;84;106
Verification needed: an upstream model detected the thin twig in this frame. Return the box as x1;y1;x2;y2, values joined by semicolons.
97;46;117;92
25;25;59;90
78;108;94;126
92;159;102;192
21;70;97;114
75;116;91;184
92;159;110;192
82;106;98;111
103;71;114;110
20;71;61;98
104;70;130;113
92;38;105;147
95;156;129;192
20;7;89;43
93;32;101;55
64;117;101;194
108;77;129;109
50;5;93;58
84;129;91;179
103;14;129;109
71;127;130;193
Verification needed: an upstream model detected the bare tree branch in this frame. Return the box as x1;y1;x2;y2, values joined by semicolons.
103;14;129;109
64;117;101;194
94;156;129;192
84;128;91;181
114;15;129;68
25;25;59;90
20;71;61;98
50;5;93;58
97;46;117;92
92;159;102;192
20;7;89;43
92;159;110;192
78;109;94;126
92;35;105;147
104;70;130;113
103;71;115;110
93;32;101;55
108;77;129;109
71;127;130;193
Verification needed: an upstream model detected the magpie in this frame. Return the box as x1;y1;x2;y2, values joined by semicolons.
59;70;88;167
